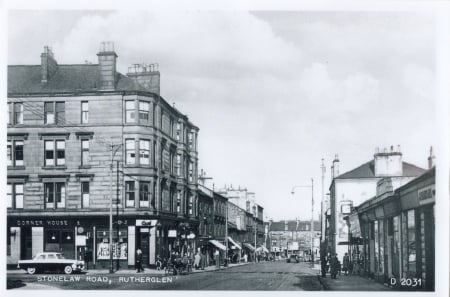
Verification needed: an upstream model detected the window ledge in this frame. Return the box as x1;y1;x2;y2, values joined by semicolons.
41;166;67;170
8;166;25;170
78;165;92;169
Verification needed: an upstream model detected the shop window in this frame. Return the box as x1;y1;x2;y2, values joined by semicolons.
125;100;136;123
125;139;135;165
407;210;416;277
45;230;74;256
44;182;66;209
126;181;135;208
96;230;128;260
81;182;90;208
81;101;89;124
44;140;65;166
139;101;150;124
81;139;90;166
139;140;150;165
7;140;24;167
139;182;150;208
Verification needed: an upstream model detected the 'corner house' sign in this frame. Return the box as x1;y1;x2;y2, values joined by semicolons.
15;219;71;226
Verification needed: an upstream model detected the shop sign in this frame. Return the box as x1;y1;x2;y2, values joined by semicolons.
418;185;435;205
14;219;72;227
168;230;177;237
136;219;157;227
76;235;87;246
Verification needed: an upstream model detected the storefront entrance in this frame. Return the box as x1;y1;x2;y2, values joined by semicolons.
137;227;150;267
20;227;32;260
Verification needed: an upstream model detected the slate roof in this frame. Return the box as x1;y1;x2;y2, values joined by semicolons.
336;160;426;179
269;220;320;232
8;64;151;95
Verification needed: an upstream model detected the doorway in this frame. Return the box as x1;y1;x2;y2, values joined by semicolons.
137;228;150;267
20;227;32;259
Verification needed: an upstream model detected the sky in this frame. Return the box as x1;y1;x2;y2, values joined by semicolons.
7;9;438;221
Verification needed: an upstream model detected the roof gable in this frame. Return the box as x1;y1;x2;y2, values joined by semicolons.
336;160;426;179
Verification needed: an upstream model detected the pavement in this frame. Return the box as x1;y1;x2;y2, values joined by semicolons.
318;273;392;291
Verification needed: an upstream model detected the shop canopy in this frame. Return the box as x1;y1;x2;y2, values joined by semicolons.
209;240;226;251
243;243;255;251
256;246;269;253
227;237;242;250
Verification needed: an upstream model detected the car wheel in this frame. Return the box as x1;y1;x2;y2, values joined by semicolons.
64;265;73;275
27;267;37;275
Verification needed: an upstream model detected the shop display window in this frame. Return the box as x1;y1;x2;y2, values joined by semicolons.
407;210;416;277
96;230;128;260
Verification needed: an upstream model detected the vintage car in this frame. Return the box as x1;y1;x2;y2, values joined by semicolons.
286;254;300;263
17;252;85;274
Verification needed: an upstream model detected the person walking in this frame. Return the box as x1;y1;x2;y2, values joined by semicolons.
330;253;339;279
214;249;220;269
320;248;327;278
343;252;350;275
136;247;144;273
194;251;201;270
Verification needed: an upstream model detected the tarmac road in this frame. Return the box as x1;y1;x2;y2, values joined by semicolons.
7;261;322;291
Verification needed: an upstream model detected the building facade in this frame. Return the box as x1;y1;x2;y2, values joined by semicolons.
327;147;426;259
353;166;435;291
268;220;321;258
7;43;199;269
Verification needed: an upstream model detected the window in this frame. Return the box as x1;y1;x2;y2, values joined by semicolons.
45;102;65;124
176;123;181;141
176;154;181;176
81;139;90;166
177;190;181;213
139;101;149;123
188;132;193;149
126;181;135;207
407;210;416;276
125;139;135;165
7;183;23;209
45;140;65;166
81;182;89;208
139;140;150;165
125;101;136;123
189;193;193;215
44;182;66;209
188;162;193;182
81;102;89;124
139;182;150;208
14;103;23;124
7;140;24;167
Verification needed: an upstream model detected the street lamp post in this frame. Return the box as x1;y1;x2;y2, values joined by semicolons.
291;178;314;263
109;142;123;274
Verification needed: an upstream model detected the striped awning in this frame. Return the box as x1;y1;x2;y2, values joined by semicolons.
227;237;242;250
243;243;255;251
209;240;226;251
257;245;269;253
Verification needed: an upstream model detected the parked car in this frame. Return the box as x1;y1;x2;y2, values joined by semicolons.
17;252;85;275
286;254;300;263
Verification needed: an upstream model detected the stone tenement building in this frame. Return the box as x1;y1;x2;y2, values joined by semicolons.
7;42;199;269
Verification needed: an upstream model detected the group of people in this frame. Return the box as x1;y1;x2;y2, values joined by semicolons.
320;252;352;279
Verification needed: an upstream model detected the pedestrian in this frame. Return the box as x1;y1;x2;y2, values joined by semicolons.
156;255;162;271
320;249;327;278
214;249;220;269
330;253;339;279
200;251;206;270
194;251;201;269
343;252;350;275
136;247;144;273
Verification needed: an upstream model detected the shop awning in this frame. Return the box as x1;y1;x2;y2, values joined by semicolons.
227;237;242;250
209;240;226;251
257;245;269;253
243;243;255;251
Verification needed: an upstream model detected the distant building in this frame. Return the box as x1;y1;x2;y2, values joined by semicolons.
268;220;321;257
327;146;426;259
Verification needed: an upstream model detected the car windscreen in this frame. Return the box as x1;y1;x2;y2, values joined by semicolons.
55;254;65;259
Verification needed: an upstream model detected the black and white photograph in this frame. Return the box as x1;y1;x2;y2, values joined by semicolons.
3;1;450;295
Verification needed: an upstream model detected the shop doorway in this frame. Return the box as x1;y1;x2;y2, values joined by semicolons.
137;228;150;267
20;227;32;260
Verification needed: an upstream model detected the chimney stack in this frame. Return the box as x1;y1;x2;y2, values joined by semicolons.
428;146;435;169
97;41;118;90
127;63;160;94
41;46;58;83
374;145;403;176
331;154;340;179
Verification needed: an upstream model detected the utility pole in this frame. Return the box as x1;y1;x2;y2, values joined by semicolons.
116;160;120;271
109;143;114;274
310;178;314;263
321;159;326;243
